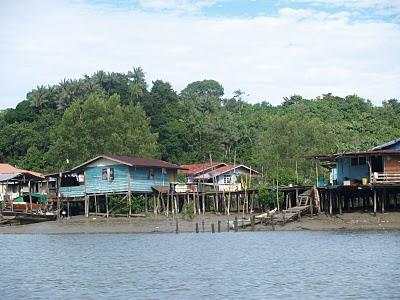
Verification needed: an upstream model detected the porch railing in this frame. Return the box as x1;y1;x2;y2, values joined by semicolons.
371;172;400;184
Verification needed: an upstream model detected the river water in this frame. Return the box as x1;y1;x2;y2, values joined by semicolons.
0;231;399;299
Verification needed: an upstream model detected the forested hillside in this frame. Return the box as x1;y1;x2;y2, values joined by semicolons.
1;67;399;184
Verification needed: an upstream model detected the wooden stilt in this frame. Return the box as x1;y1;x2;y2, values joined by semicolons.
106;194;109;218
153;194;157;215
329;191;333;216
373;189;377;217
94;193;97;216
192;192;196;215
28;180;33;213
202;192;205;215
236;193;239;213
127;169;132;217
166;191;170;216
382;189;385;214
144;193;148;214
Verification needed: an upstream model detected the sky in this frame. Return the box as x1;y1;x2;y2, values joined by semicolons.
0;0;399;109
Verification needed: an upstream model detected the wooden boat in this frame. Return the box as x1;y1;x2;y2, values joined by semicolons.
228;218;252;230
1;211;57;224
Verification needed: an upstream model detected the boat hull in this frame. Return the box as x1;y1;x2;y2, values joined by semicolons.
1;211;57;224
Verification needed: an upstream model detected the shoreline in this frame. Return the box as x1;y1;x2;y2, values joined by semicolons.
1;212;400;234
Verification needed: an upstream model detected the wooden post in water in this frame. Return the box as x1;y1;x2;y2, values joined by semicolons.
251;215;255;231
382;189;385;214
373;189;377;217
234;216;238;232
329;191;333;216
195;223;199;233
175;219;179;234
202;219;205;232
211;223;215;233
271;214;275;231
339;194;342;215
218;220;221;232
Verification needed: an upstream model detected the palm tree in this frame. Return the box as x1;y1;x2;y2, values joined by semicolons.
28;85;49;112
128;67;147;101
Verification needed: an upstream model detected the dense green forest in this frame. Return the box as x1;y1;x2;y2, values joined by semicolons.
1;67;399;185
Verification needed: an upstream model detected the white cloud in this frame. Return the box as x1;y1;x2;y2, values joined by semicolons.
0;0;399;109
138;0;220;12
290;0;400;13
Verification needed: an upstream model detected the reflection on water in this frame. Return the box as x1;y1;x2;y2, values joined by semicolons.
0;232;399;299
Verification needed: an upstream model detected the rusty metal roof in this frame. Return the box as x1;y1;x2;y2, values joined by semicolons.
307;150;400;161
179;162;226;175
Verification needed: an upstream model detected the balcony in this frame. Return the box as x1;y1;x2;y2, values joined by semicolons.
371;172;400;185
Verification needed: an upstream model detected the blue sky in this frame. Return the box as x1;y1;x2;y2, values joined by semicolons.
0;0;399;108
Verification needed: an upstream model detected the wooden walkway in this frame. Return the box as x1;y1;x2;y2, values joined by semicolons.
256;205;310;226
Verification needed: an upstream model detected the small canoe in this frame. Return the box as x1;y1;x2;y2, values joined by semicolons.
1;211;57;224
228;218;252;230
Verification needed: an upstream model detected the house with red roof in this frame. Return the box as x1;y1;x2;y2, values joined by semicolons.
179;162;258;191
0;163;45;202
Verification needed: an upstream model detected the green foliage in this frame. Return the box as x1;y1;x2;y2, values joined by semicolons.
258;184;275;208
131;195;145;214
181;201;194;220
108;195;145;214
1;66;399;182
108;195;129;215
46;93;159;171
176;174;187;183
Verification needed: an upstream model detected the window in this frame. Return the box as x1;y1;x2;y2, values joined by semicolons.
224;175;232;184
358;157;366;165
148;168;155;180
351;157;366;166
102;168;114;181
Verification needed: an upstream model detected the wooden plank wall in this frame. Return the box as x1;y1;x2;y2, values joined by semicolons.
384;155;400;173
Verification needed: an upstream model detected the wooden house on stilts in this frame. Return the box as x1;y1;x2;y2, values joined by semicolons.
310;138;400;215
46;155;183;217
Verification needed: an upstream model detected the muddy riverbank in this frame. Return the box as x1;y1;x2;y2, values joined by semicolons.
1;211;400;234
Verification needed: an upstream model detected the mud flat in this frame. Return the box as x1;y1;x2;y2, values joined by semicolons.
1;212;400;234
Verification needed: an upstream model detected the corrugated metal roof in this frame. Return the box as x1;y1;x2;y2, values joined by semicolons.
110;156;182;169
71;155;183;171
0;163;44;179
371;138;400;150
208;164;259;177
180;162;227;175
307;150;400;161
0;173;22;182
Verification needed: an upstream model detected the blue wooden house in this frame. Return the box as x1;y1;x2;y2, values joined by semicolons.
315;138;400;186
51;155;182;216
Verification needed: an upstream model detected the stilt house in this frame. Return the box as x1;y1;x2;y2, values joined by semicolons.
47;155;183;216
